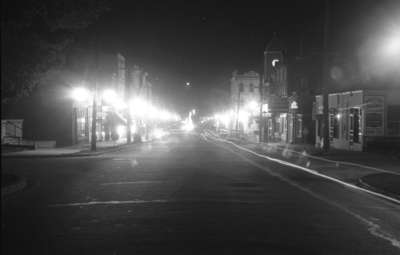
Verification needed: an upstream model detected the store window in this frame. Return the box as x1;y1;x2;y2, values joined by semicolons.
239;83;244;92
296;115;303;138
388;105;400;136
349;108;361;143
329;109;339;139
249;83;254;92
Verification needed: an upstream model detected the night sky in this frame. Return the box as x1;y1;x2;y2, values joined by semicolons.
49;1;400;113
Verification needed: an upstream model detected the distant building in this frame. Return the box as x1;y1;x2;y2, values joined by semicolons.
73;52;127;144
1;119;23;145
129;65;152;103
127;65;153;141
230;70;260;141
262;35;294;143
314;89;400;151
262;35;321;145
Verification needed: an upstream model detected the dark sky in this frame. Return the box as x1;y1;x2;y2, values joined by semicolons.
84;0;399;114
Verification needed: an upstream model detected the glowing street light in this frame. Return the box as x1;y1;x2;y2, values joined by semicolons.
381;34;400;57
116;125;126;139
102;89;118;104
245;100;259;114
71;87;90;102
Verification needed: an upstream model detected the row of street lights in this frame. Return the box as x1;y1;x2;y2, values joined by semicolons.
213;100;265;136
70;87;180;150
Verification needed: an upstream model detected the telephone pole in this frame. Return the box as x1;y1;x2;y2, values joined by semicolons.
258;75;264;142
235;89;241;137
322;0;331;152
126;64;132;144
91;36;99;151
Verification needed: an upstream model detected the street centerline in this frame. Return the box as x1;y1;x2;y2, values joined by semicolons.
100;181;165;185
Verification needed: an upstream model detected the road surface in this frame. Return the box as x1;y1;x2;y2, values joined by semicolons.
2;133;400;254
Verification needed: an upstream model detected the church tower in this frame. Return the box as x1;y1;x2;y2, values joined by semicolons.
261;34;288;143
263;34;285;87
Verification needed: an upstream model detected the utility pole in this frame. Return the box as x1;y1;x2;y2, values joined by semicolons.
91;37;98;151
126;64;132;144
258;75;264;142
91;87;97;151
322;0;331;152
235;89;241;137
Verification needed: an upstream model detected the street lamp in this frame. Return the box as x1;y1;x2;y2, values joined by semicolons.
381;34;400;57
290;101;298;144
71;87;91;102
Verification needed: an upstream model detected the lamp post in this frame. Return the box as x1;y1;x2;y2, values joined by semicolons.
235;90;241;137
290;101;298;144
90;87;97;151
322;0;331;152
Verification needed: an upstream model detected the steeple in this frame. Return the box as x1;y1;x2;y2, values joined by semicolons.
264;34;285;83
265;32;283;53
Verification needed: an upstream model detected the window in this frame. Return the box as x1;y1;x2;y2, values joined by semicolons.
388;105;400;136
353;109;360;143
329;109;339;139
239;83;244;92
249;83;254;92
349;108;361;143
296;115;303;138
333;114;339;139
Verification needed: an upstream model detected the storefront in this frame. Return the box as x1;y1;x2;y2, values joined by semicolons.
314;89;400;151
261;95;303;144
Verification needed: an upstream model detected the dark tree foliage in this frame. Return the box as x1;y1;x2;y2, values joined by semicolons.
1;0;109;103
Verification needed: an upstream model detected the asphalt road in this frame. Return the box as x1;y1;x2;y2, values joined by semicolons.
2;133;400;254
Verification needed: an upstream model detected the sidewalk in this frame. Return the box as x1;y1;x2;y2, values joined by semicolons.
1;140;128;158
206;130;400;200
2;173;27;197
264;142;400;173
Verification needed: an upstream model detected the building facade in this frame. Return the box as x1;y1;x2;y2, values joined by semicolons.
72;53;127;144
230;70;260;141
128;65;153;141
314;89;400;151
261;35;320;145
262;35;302;144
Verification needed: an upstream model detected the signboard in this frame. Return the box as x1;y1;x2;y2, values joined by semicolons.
268;95;288;113
365;95;384;136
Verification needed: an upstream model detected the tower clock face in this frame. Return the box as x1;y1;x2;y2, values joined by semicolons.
272;59;280;67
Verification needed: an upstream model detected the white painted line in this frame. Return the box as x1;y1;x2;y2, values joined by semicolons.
205;133;400;205
48;199;292;208
49;199;169;207
100;181;164;185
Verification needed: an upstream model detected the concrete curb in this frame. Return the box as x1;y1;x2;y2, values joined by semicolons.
358;177;400;201
2;176;27;197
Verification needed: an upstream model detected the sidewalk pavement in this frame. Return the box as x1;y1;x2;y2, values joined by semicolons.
264;142;400;174
1;140;128;158
206;130;400;200
2;173;27;197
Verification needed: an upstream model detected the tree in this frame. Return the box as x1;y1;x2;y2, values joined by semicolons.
1;0;109;103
